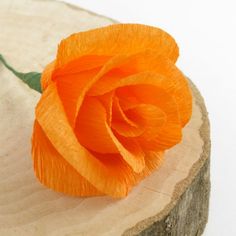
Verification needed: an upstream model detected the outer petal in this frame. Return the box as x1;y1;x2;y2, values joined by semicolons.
52;55;111;127
56;67;101;126
119;150;165;183
55;55;131;128
54;55;110;77
161;60;192;126
56;24;179;69
35;83;142;197
32;121;101;196
41;61;55;91
142;151;164;177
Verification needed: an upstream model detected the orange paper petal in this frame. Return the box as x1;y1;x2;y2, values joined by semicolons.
32;121;101;196
124;103;166;140
117;85;182;150
111;96;145;137
75;97;118;153
56;24;179;69
41;61;55;91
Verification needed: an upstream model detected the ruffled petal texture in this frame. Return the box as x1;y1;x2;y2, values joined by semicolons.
32;24;192;198
56;24;179;69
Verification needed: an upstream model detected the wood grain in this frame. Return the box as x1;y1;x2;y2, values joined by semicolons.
0;0;210;235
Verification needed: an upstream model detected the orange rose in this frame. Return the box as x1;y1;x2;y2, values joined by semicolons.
32;24;192;198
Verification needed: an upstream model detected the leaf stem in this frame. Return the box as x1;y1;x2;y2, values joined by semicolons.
0;54;23;78
0;54;42;93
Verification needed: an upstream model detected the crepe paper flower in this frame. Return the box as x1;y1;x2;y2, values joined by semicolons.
0;24;192;198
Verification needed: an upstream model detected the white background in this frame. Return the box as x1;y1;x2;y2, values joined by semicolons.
64;1;236;235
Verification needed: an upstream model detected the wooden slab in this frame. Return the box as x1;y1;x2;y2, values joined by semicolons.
0;0;210;235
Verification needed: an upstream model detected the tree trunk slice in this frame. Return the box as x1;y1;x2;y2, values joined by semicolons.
0;0;211;235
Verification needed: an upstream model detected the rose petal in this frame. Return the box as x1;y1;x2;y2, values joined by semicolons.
106;126;145;173
54;55;111;77
56;67;101;126
111;96;145;137
88;71;167;98
97;91;114;126
124;104;166;140
142;151;164;176
41;61;55;91
32;121;102;196
56;24;179;69
139;123;182;151
75;97;118;153
75;97;145;173
117;85;182;150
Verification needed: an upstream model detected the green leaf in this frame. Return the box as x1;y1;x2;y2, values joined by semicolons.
0;54;42;93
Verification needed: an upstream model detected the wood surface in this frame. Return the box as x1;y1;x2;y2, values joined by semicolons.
0;0;210;235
